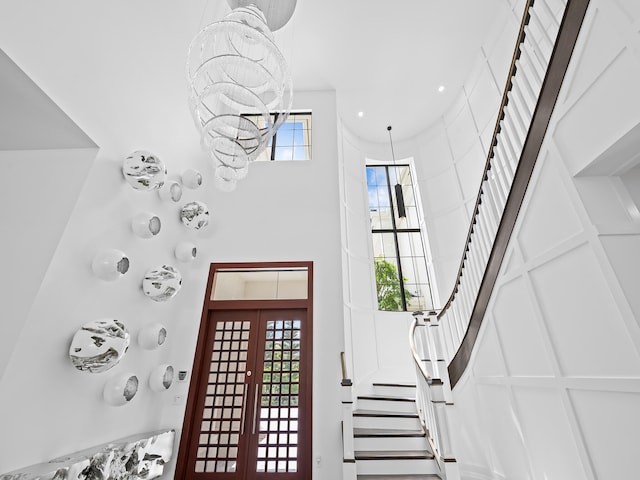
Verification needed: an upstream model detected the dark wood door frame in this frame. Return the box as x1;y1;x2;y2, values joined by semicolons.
176;261;313;480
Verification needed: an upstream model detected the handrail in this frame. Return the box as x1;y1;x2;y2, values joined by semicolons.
434;0;590;387
340;351;348;382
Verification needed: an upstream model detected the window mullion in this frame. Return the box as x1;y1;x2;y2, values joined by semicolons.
384;166;407;311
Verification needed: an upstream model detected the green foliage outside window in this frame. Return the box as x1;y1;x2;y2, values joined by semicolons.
374;258;411;311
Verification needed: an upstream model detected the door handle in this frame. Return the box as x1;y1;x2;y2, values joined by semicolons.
240;387;249;435
252;385;260;435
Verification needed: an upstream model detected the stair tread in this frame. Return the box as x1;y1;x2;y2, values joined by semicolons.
373;382;416;388
355;450;434;460
354;428;425;438
354;409;419;418
357;475;439;479
358;394;416;402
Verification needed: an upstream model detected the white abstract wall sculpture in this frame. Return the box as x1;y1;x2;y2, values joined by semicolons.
157;180;183;202
122;150;167;191
131;212;161;238
91;249;130;281
138;323;168;350
186;4;293;191
180;201;209;230
149;364;174;392
69;319;130;373
142;265;182;302
103;372;139;406
175;241;198;262
0;429;175;480
181;168;203;189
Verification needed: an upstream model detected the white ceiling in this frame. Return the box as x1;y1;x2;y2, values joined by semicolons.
0;0;513;156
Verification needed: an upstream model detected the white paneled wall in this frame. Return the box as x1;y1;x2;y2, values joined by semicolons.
451;1;640;478
337;0;528;393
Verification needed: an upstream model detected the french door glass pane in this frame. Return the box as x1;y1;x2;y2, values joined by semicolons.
195;320;251;474
256;319;301;473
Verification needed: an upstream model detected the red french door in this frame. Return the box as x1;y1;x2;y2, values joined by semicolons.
177;263;312;480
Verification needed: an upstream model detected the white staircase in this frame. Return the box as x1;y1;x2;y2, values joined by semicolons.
352;383;440;479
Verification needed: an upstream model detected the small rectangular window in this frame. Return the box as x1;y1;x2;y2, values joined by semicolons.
212;267;309;301
245;111;312;162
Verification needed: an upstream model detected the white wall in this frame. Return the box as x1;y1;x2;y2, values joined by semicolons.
0;90;345;480
336;0;526;394
0;148;97;380
449;1;640;478
337;126;419;393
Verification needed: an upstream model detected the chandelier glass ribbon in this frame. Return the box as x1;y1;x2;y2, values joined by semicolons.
187;5;293;191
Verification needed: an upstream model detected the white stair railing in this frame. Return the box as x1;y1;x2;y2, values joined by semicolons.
440;0;569;362
410;0;590;476
410;311;460;480
436;0;591;388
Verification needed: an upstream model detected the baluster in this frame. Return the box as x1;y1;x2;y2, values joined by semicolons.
441;311;456;361
531;7;555;52
500;123;520;179
488;168;507;214
515;63;540;111
424;319;441;379
492;141;512;201
538;0;562;29
506;84;533;142
449;298;463;352
504;98;527;150
472;214;490;265
503;93;528;147
456;283;472;334
475;213;494;266
480;185;500;237
472;210;490;262
521;44;546;94
486;161;506;212
504;105;524;154
520;44;545;87
525;18;552;61
495;141;515;186
428;314;454;404
468;246;485;295
450;290;465;346
464;246;481;295
498;110;522;157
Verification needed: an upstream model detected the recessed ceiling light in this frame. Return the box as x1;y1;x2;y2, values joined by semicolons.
357;111;364;118
438;85;445;93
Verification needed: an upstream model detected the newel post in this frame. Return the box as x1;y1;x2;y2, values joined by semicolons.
340;353;357;480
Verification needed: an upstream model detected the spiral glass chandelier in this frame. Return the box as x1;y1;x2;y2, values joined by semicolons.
187;3;293;191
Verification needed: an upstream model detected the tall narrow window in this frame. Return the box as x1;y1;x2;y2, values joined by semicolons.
367;164;433;311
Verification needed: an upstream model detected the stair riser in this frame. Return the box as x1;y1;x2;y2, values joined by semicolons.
354;435;428;451
357;398;417;414
356;458;438;476
353;415;422;431
372;385;417;398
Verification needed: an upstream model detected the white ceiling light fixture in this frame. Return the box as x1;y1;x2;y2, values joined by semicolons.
186;0;296;191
